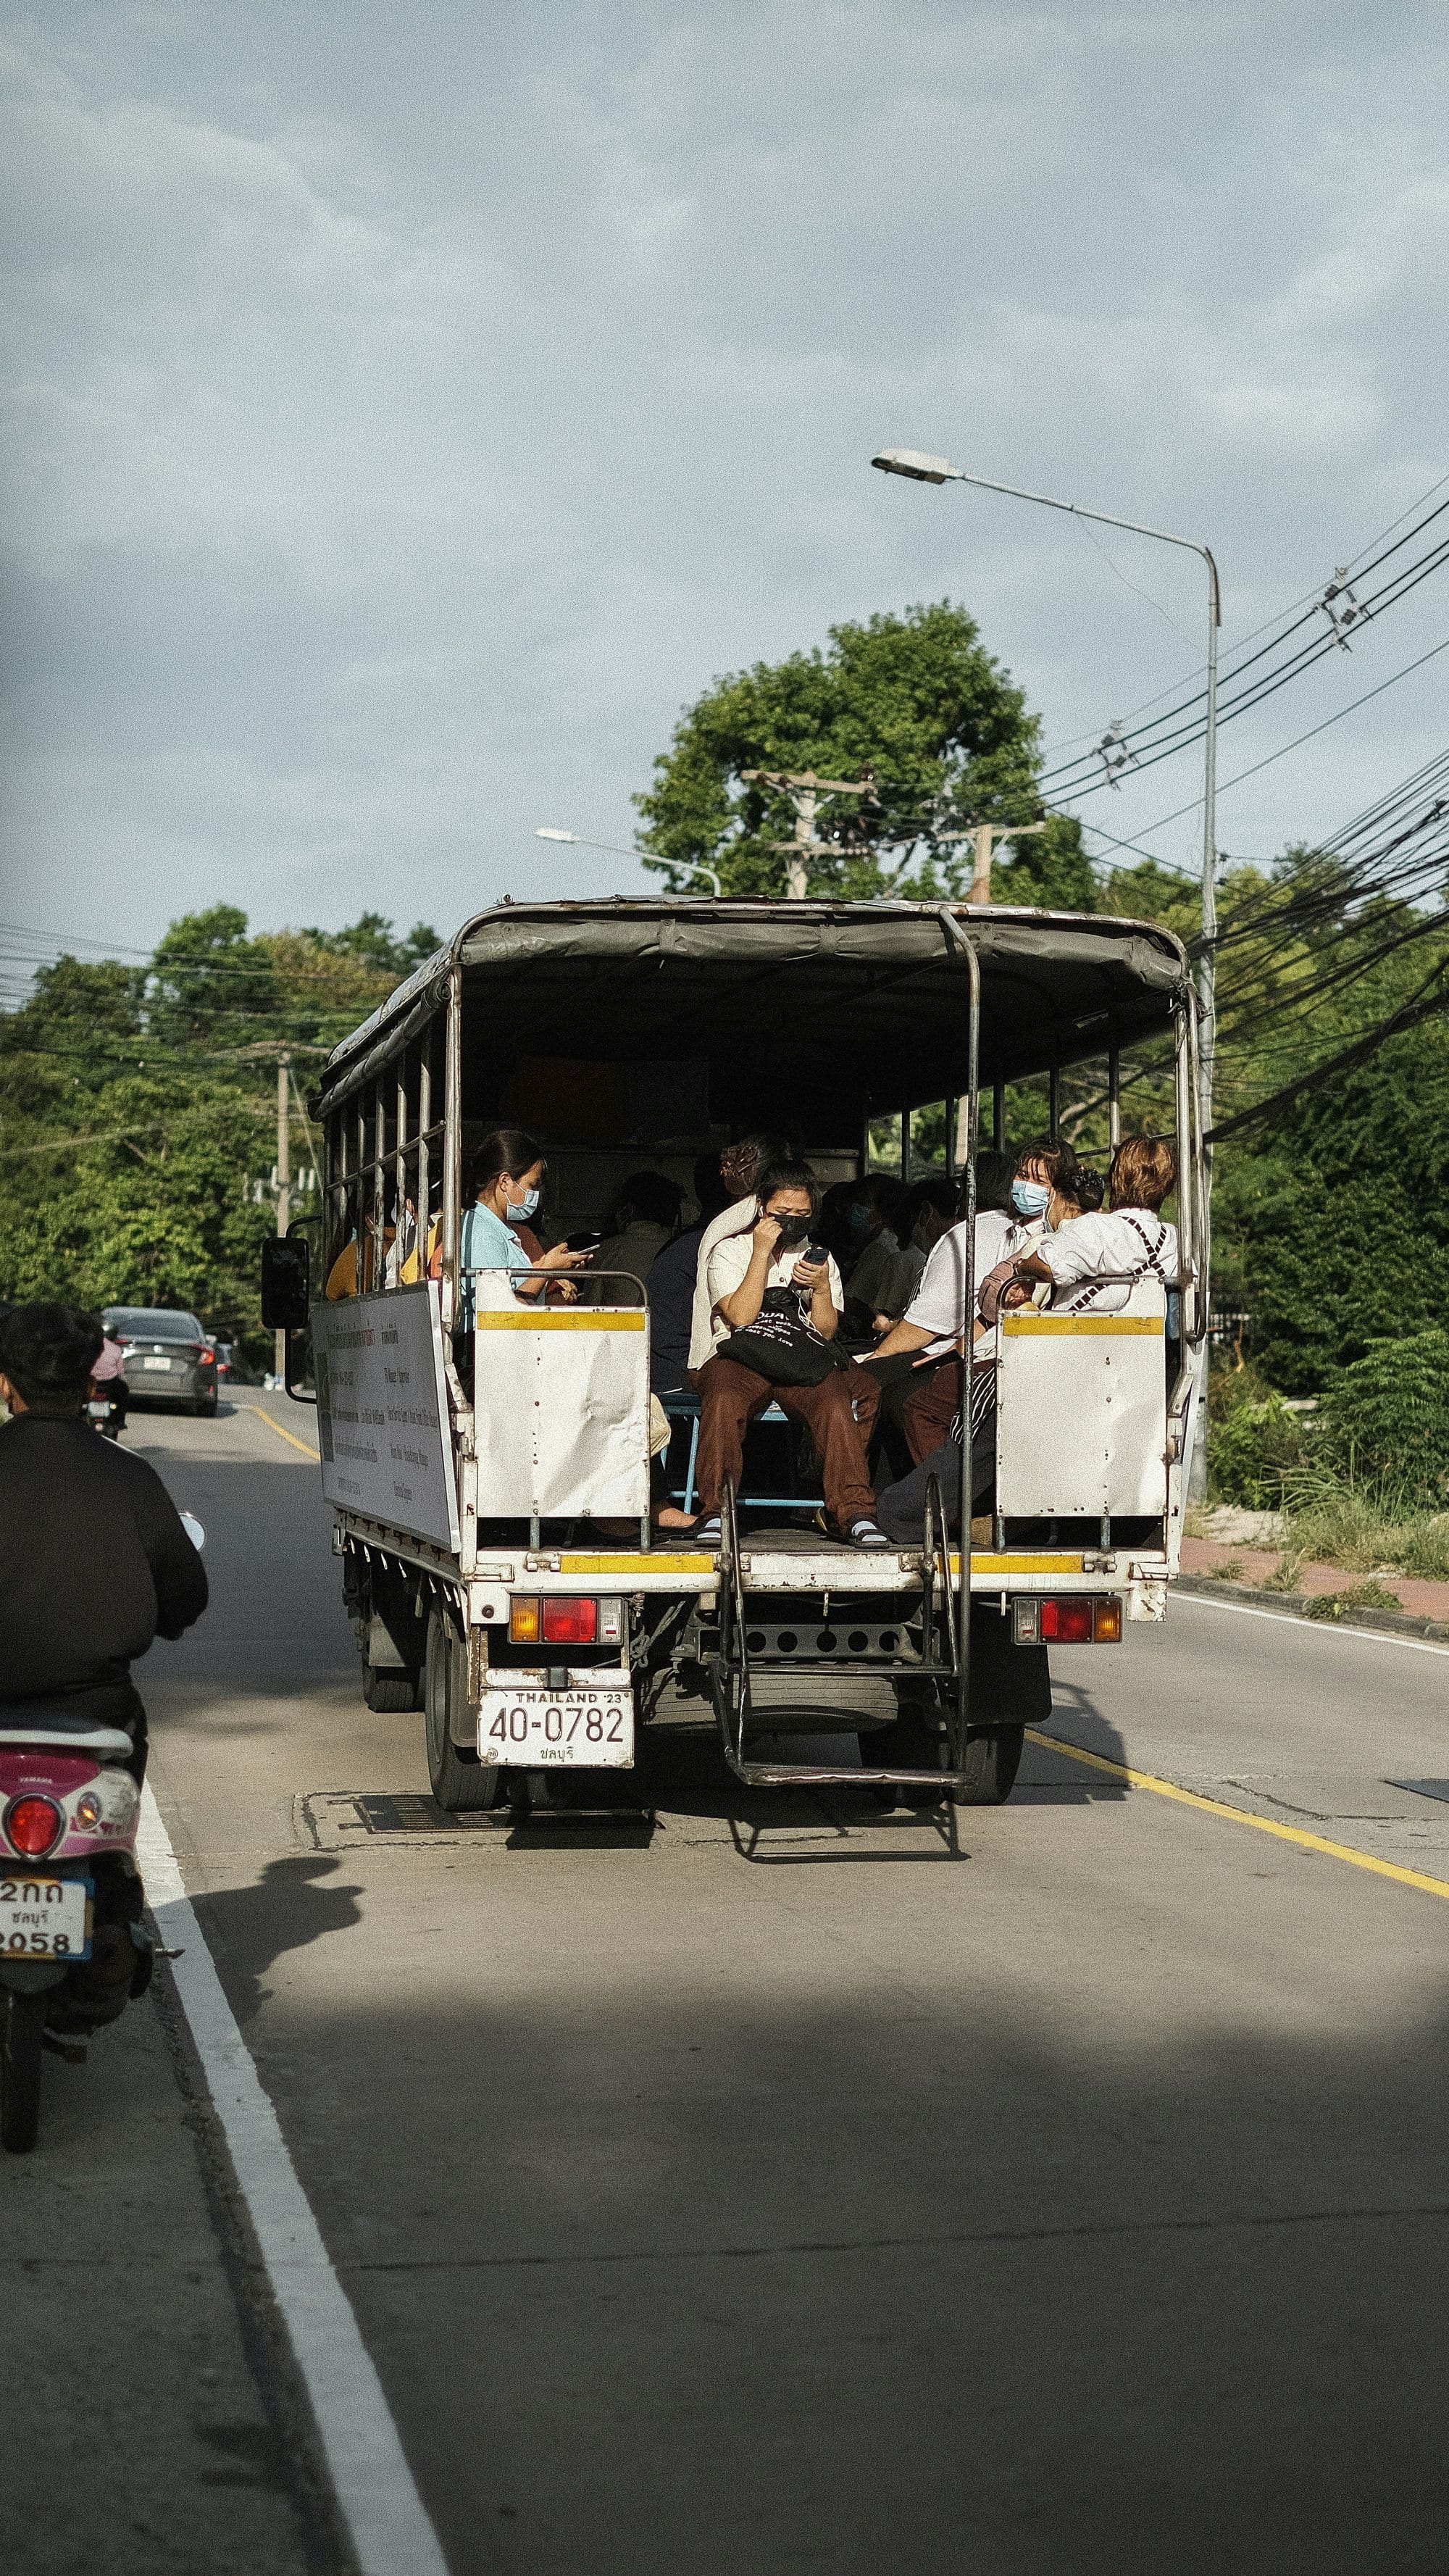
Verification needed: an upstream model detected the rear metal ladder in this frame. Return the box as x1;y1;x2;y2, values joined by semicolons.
709;1477;974;1795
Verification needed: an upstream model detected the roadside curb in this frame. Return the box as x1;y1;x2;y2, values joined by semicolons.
1176;1571;1449;1644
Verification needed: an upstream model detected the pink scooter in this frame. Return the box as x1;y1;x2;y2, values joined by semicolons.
0;1714;151;2151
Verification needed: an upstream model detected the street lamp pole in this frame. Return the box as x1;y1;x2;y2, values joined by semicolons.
872;449;1222;1482
535;827;722;899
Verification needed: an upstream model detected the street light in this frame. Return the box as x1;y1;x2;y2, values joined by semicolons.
534;827;721;897
872;446;1221;1483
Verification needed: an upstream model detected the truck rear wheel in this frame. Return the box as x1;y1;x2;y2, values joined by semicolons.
364;1665;418;1712
949;1725;1025;1806
424;1612;504;1813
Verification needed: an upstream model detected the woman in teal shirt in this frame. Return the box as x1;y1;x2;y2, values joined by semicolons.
459;1127;590;1327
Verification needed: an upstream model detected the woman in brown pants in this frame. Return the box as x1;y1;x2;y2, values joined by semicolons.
688;1158;888;1550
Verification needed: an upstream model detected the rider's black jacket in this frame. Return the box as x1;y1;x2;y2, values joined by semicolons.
0;1414;208;1714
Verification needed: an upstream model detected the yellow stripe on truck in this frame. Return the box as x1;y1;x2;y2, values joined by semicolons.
476;1312;647;1332
1002;1315;1162;1336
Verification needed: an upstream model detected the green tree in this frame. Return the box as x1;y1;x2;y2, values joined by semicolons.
635;601;1095;908
0;908;438;1355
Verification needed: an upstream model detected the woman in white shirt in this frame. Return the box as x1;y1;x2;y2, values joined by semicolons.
993;1135;1178;1320
689;1156;888;1550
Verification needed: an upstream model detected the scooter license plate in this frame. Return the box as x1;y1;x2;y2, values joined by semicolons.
477;1683;635;1770
0;1872;92;1962
86;1401;111;1418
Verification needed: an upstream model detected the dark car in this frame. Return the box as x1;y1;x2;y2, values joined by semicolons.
103;1306;219;1417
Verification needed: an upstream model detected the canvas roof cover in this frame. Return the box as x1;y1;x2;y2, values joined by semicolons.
315;899;1190;1127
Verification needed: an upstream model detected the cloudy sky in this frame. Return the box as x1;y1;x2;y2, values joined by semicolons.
3;1;1447;956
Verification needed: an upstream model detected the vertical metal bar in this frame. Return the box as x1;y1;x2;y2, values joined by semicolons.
372;1077;385;1293
992;1081;1005;1154
1108;1042;1122;1150
417;1030;433;1276
395;1061;408;1284
355;1094;365;1281
441;963;463;1332
1174;999;1198;1330
944;1095;959;1175
900;1108;910;1182
1048;1063;1061;1142
936;911;979;1773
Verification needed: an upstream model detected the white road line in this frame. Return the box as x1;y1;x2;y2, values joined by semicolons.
1179;1590;1449;1659
138;1787;451;2576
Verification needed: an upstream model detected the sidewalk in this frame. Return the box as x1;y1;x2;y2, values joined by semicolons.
1181;1534;1449;1625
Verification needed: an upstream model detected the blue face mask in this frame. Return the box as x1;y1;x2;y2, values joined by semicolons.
506;1185;540;1222
847;1204;875;1238
1011;1178;1051;1220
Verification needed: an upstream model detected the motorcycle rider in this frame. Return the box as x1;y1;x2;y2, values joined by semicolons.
0;1301;208;1776
0;1303;209;2028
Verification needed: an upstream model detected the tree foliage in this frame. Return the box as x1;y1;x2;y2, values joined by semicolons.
0;910;437;1353
634;601;1095;909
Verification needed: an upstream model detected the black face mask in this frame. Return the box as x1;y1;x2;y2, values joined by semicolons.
772;1213;811;1249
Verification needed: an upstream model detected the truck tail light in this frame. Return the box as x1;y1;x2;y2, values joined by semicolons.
1014;1596;1124;1646
541;1596;598;1645
509;1598;540;1643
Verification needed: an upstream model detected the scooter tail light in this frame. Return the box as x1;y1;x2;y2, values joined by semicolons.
5;1794;64;1858
541;1596;598;1645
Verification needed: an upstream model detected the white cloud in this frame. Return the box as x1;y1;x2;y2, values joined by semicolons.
2;0;1448;946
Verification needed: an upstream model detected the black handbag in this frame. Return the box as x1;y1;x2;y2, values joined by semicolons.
715;1286;846;1388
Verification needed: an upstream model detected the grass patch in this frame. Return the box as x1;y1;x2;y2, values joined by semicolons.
1301;1579;1404;1622
1279;1462;1449;1583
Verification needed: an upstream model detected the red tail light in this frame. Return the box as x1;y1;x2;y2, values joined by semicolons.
1039;1597;1094;1644
199;1347;215;1364
540;1596;598;1645
5;1794;64;1858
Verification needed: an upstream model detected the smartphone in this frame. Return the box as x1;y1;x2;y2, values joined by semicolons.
565;1230;604;1252
801;1242;829;1268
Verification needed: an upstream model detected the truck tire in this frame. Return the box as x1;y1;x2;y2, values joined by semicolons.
424;1612;504;1813
363;1665;418;1713
949;1725;1025;1806
1;1990;44;2154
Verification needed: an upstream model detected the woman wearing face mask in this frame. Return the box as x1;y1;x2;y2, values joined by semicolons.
866;1141;1077;1476
459;1129;591;1328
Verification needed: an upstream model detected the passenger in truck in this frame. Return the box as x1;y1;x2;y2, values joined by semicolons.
688;1156;888;1551
459;1127;593;1329
983;1135;1177;1322
593;1169;685;1303
648;1153;732;1396
684;1132;790;1376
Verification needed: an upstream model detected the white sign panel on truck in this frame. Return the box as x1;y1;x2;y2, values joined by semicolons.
313;1283;459;1549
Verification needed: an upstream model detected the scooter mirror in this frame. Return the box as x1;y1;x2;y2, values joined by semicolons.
179;1512;206;1551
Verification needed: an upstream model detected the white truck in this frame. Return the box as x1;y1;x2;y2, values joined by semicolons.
261;896;1206;1813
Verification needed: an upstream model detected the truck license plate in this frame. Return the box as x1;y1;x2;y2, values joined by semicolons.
478;1681;634;1770
1;1872;91;1962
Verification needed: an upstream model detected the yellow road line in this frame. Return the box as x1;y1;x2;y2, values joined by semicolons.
246;1403;321;1463
1026;1727;1449;1905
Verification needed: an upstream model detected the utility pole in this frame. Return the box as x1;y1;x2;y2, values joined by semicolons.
275;1053;291;1386
959;820;1048;904
742;767;874;898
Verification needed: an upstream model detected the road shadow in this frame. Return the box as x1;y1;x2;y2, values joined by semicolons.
193;1856;363;2026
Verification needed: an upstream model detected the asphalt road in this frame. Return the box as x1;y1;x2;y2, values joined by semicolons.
9;1396;1449;2575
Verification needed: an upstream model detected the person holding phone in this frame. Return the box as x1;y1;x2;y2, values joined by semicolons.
688;1157;888;1550
459;1128;593;1327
